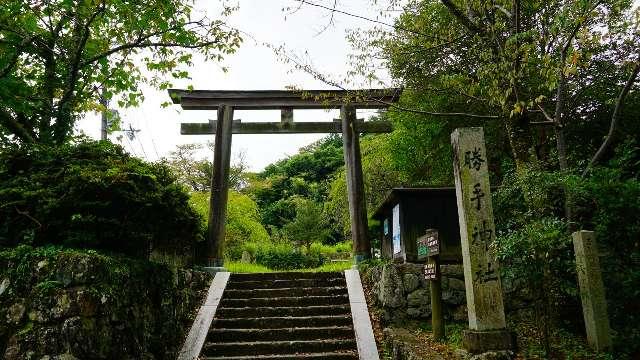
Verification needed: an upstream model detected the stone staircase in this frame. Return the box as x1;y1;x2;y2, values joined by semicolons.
202;272;359;360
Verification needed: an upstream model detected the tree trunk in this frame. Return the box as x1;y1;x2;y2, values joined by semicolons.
504;112;536;170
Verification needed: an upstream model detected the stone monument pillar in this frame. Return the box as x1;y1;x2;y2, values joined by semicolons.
451;127;515;353
572;230;611;351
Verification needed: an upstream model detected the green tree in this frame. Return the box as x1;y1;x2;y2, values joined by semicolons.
283;198;331;251
190;191;270;260
0;0;241;145
165;143;248;192
252;136;344;229
351;0;638;187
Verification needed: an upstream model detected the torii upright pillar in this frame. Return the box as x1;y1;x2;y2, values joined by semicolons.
341;105;371;262
206;105;233;271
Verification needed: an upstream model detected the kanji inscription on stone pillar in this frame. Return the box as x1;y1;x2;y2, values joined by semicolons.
452;127;506;331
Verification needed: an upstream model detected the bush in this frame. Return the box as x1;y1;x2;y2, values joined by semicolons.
308;241;352;260
0;140;202;259
568;141;640;355
493;140;640;358
254;243;325;270
190;191;270;260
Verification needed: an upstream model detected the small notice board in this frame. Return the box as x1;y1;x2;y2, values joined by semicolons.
424;262;438;280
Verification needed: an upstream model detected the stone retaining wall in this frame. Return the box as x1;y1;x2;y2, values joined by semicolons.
362;263;468;325
0;246;210;359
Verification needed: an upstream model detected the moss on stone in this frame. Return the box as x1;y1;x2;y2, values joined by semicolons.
0;245;210;359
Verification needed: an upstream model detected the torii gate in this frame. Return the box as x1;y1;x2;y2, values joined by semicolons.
167;88;401;270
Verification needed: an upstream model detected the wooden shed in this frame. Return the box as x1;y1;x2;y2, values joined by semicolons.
372;187;463;264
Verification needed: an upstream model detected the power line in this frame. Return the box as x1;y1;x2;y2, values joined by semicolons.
136;135;149;160
122;128;138;158
142;113;161;159
292;0;432;38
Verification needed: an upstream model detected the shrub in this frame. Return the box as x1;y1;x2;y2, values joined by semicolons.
254;243;325;270
493;140;640;357
308;242;336;257
308;241;352;260
0;140;202;259
568;141;640;355
190;191;270;260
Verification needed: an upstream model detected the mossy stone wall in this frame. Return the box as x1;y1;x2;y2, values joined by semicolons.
0;246;210;359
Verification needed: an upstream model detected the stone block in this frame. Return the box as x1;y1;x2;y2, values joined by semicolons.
441;264;464;278
470;351;515;360
462;329;516;354
406;307;422;318
379;265;405;308
402;273;420;293
448;277;466;291
443;289;466;305
452;128;507;331
407;289;430;307
572;230;611;351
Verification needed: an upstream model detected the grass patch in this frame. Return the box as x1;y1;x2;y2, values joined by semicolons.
299;260;353;272
224;260;353;273
225;262;273;273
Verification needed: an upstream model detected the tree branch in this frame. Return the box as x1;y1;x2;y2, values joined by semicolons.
79;21;215;67
440;0;485;35
537;104;554;122
384;101;499;118
583;61;640;176
0;108;36;143
0;35;37;78
54;2;106;141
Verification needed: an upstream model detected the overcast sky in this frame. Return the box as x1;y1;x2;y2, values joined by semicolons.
76;0;393;171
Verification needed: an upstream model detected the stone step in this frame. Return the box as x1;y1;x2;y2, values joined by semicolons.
223;286;347;299
204;352;358;360
201;339;357;357
208;326;354;342
220;294;349;308
226;278;346;290
217;305;351;318
230;272;343;282
212;315;353;329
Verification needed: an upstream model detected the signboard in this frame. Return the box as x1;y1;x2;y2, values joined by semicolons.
417;236;429;258
392;204;401;254
417;229;439;259
424;261;438;280
426;229;439;256
383;219;389;236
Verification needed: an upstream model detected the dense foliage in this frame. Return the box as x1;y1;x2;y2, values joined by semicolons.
253;243;325;271
189;190;270;261
251;135;345;243
334;0;640;356
0;0;241;145
0;140;202;258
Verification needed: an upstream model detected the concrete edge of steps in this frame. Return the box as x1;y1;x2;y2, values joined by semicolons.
345;269;380;360
177;271;230;360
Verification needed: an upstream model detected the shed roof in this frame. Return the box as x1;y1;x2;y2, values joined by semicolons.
372;187;456;219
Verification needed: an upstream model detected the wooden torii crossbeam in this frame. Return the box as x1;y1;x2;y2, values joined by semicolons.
167;88;402;270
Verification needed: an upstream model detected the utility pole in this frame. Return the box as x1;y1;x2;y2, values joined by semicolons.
100;88;109;140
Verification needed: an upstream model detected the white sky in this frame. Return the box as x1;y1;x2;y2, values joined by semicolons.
76;0;393;172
